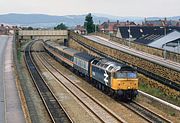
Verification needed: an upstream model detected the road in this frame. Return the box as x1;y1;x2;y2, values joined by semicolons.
0;35;25;123
0;35;8;123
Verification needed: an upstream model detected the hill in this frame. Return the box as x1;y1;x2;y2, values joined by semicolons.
0;13;179;28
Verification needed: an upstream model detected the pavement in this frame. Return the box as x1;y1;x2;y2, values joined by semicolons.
0;35;25;123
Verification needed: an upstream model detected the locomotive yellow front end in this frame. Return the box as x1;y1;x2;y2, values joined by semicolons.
111;73;138;90
111;68;138;100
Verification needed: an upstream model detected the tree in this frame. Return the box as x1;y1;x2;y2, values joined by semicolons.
27;26;33;30
95;24;100;32
103;23;109;29
84;13;95;33
54;23;68;30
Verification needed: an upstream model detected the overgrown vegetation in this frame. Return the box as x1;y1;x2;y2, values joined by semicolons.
17;42;28;63
54;23;68;30
17;48;22;62
139;82;180;107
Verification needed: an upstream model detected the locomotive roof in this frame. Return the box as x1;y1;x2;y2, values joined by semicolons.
92;58;129;72
74;52;95;61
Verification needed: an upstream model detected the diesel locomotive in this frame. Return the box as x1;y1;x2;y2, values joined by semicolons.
43;40;138;100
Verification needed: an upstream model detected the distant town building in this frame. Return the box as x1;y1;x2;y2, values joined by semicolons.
134;30;180;53
148;30;180;53
74;25;86;35
143;18;180;27
116;26;180;40
0;24;9;35
99;20;136;34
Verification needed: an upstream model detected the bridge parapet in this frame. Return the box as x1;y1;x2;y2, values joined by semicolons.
18;30;68;40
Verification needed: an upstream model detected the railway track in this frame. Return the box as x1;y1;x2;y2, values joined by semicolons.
33;51;126;123
40;43;172;123
24;42;73;123
121;101;172;123
70;35;180;91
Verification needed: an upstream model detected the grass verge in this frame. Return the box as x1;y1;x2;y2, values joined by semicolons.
139;82;180;107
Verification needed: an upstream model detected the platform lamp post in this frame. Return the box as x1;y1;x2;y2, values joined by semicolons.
127;20;131;47
161;21;167;59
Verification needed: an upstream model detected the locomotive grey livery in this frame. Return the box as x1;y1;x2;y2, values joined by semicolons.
43;40;138;100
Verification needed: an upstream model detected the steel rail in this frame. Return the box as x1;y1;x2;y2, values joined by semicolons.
24;41;73;123
121;101;172;123
35;52;127;123
70;35;180;91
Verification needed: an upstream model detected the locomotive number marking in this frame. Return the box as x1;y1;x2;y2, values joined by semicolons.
104;70;109;85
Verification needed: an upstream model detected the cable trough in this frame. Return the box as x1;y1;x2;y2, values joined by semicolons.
24;41;73;123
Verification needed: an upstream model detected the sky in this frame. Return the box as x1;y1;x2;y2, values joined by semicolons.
0;0;179;17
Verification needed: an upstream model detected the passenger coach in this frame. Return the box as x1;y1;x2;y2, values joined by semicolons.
43;40;138;100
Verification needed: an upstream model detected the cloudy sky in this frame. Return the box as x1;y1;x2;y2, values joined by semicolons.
0;0;179;17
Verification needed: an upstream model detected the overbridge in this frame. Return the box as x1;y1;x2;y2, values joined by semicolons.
17;30;180;95
18;30;68;41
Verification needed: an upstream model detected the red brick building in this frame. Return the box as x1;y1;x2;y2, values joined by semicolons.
0;24;9;35
99;20;136;34
143;18;180;27
74;25;86;35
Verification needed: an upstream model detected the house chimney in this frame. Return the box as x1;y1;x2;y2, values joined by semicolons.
126;20;129;26
164;17;167;26
144;17;147;23
117;20;119;24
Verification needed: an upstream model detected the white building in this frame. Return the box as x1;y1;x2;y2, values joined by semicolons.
148;30;180;53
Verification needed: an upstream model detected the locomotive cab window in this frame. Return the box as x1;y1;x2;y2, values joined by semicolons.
127;72;137;78
114;71;137;78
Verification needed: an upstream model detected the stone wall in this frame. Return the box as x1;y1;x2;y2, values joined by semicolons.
69;31;180;85
94;32;180;63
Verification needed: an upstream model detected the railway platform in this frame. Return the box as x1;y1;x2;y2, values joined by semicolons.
0;35;25;123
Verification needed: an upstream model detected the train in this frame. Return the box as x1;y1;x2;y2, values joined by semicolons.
43;40;138;100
